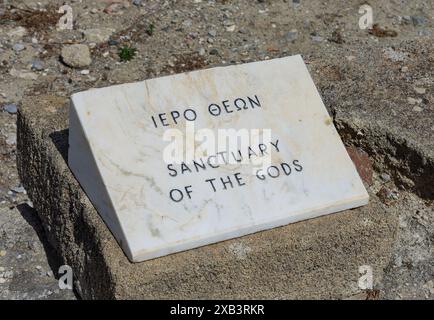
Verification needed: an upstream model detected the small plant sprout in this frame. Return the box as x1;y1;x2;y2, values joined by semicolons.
118;46;137;62
146;23;155;36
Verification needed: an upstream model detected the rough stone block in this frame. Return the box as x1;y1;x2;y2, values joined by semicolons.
17;95;398;299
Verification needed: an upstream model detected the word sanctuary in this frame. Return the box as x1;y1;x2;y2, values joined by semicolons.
167;139;280;177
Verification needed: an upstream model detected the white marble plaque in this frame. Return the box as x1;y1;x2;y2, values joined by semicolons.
68;55;369;262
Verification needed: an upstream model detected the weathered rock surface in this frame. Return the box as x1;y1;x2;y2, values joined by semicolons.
17;95;398;299
60;44;92;69
82;28;115;44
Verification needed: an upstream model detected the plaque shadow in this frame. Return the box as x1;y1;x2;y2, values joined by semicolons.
16;203;80;299
49;129;69;164
15;204;63;274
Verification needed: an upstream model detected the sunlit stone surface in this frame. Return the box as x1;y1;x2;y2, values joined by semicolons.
68;55;369;262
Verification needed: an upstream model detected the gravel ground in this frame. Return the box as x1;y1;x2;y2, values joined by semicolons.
0;0;433;299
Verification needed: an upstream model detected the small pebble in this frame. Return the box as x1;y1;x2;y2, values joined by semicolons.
311;35;324;42
7;27;27;38
11;185;26;194
83;28;115;44
380;173;391;182
81;69;90;75
401;16;412;24
61;44;92;68
3;271;12;278
31;60;44;71
13;43;25;52
384;47;408;62
414;87;426;94
417;30;432;37
3;104;18;114
182;19;192;27
408;97;422;105
226;25;236;32
6;134;16;146
10;68;38;80
209;48;219;55
411;16;428;26
238;28;248;34
286;30;298;42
